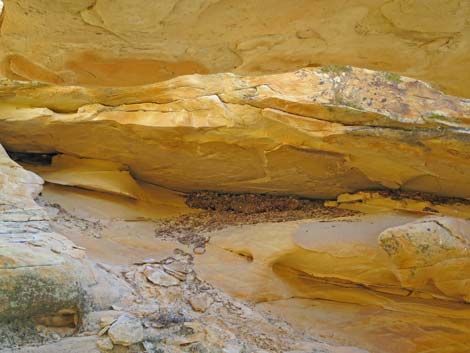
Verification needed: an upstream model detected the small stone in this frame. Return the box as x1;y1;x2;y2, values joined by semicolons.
144;267;180;287
189;293;213;312
97;325;110;336
167;333;204;346
50;245;62;254
96;336;114;351
163;261;191;280
193;247;205;255
100;315;118;328
223;344;244;353
142;341;155;352
108;314;144;346
189;342;210;353
163;261;191;274
134;257;158;265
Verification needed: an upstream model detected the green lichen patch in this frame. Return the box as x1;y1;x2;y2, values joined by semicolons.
380;236;400;257
416;243;431;255
425;113;447;120
382;72;402;84
0;318;39;347
0;270;86;321
335;98;362;110
422;113;460;124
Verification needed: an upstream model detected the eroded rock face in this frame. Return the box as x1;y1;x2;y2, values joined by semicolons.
0;67;469;199
196;214;470;303
0;0;469;97
379;217;470;302
0;144;95;344
28;154;143;199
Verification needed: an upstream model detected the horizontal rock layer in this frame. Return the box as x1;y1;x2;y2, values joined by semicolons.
0;67;469;199
0;0;469;98
327;191;470;218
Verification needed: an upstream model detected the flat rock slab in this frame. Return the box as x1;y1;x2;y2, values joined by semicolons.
107;314;143;346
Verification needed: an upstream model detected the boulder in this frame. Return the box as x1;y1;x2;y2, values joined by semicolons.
144;266;180;287
379;216;470;302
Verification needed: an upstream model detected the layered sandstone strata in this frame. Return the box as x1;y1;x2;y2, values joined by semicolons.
0;0;469;98
0;67;469;199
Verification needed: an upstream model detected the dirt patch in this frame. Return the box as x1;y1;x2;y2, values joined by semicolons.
155;192;359;250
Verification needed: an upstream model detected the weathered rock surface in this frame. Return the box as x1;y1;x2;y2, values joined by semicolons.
0;144;96;346
0;144;138;349
1;67;469;199
1;5;469;350
193;213;470;352
196;213;470;303
96;253;371;353
0;143;86;319
326;191;470;218
24;177;470;353
144;266;181;287
0;0;469;98
26;154;143;199
188;293;213;313
379;217;470;302
258;296;470;353
107;314;143;347
95;336;113;351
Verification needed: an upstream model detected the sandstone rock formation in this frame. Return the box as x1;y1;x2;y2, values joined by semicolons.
195;214;470;353
0;0;469;98
0;145;94;344
2;3;470;351
29;154;143;199
326;191;470;218
1;67;469;200
196;214;470;304
379;217;470;302
1;141;375;352
2;1;470;352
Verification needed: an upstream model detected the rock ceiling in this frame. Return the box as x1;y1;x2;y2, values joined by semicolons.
0;0;469;97
1;67;469;199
